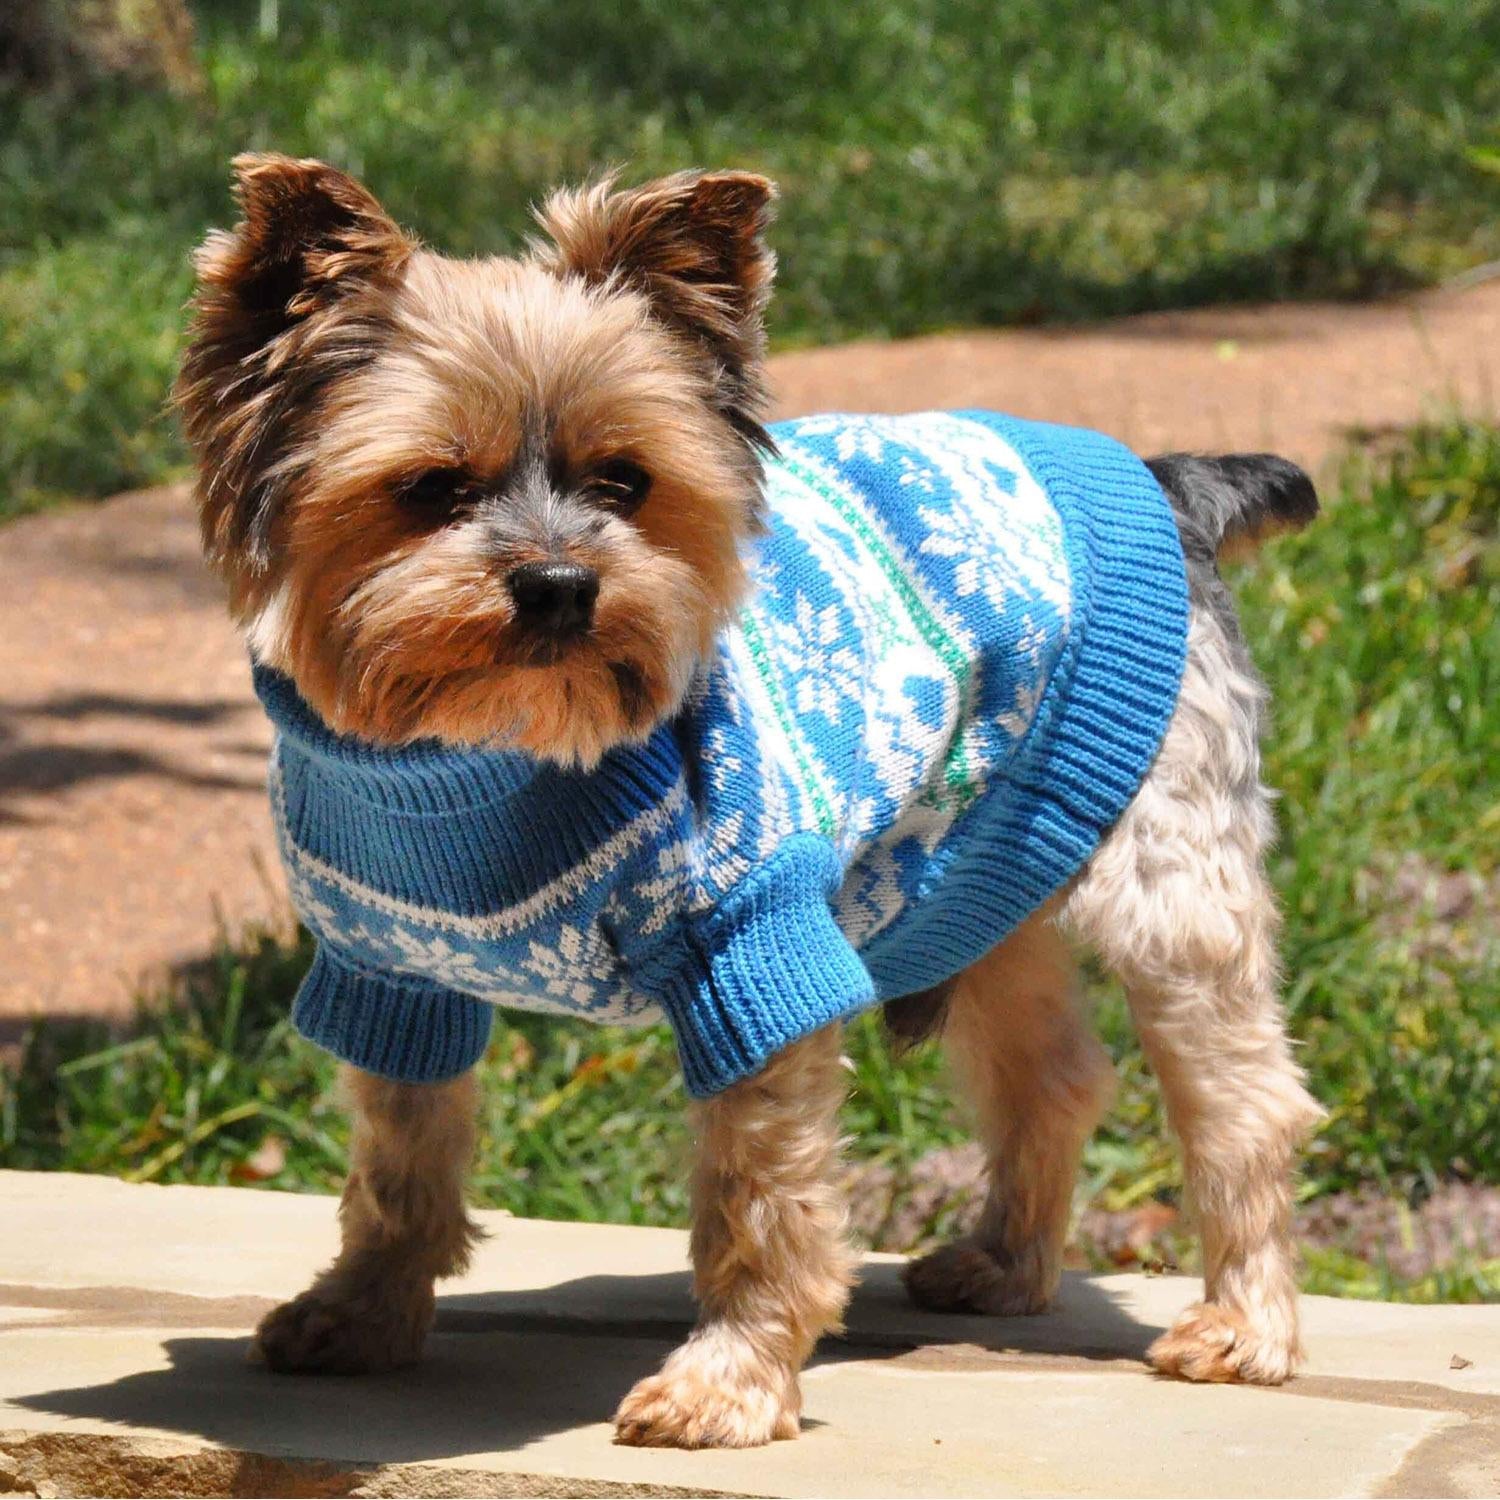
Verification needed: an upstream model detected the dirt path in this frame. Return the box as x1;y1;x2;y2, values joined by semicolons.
772;282;1500;467
5;282;1499;1032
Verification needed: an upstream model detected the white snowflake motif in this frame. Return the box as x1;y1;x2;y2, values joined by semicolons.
902;415;1073;621
630;835;692;936
382;926;498;992
1012;612;1053;672
285;869;391;956
518;923;608;1008
790;414;890;467
702;725;744;796
700;806;752;894
995;678;1045;742
768;592;863;724
990;614;1060;743
755;751;801;858
896;453;940;494
835;422;889;466
286;873;345;940
916;499;1006;604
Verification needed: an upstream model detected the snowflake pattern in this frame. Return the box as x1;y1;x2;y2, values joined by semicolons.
271;411;1112;1047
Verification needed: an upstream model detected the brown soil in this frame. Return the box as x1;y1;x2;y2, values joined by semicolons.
772;281;1500;471
4;282;1500;1034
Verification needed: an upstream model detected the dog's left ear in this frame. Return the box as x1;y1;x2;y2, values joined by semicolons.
534;170;777;438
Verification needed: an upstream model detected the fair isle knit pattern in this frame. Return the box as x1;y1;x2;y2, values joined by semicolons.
260;410;1189;1097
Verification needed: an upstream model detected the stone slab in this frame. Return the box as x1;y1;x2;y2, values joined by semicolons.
6;1172;1495;1396
0;1327;1459;1500
3;1172;1498;1497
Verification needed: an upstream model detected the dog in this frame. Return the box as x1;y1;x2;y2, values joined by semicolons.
176;154;1325;1449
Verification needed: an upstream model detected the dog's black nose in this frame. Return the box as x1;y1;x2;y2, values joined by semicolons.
507;560;599;634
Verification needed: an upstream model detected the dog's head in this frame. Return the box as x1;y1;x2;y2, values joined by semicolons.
176;154;776;765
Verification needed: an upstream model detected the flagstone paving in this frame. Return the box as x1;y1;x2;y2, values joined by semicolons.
2;1171;1497;1497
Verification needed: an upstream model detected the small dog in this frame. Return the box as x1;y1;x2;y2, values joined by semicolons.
177;155;1325;1449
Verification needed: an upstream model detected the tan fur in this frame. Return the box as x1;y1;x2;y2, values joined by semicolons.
262;265;750;760
615;1024;855;1448
253;1067;480;1375
900;607;1322;1383
904;902;1115;1316
1063;604;1325;1382
900;603;1314;1374
532;169;777;445
175;155;415;582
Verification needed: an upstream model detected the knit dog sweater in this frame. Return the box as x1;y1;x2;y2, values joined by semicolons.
258;409;1188;1097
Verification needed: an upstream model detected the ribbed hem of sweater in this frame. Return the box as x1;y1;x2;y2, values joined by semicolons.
293;946;494;1082
642;838;875;1098
863;412;1190;997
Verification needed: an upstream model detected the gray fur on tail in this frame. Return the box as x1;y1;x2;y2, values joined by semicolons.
1145;453;1318;565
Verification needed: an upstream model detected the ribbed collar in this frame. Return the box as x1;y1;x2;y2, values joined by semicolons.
252;663;541;809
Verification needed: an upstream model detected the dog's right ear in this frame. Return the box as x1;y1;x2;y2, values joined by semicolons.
176;156;414;581
191;153;413;338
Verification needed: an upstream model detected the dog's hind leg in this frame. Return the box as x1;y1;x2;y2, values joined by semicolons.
252;1065;480;1374
615;1023;855;1449
903;903;1115;1316
1065;606;1324;1385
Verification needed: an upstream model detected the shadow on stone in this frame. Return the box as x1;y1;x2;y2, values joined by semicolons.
438;1263;1162;1366
16;1328;670;1467
14;1267;1161;1465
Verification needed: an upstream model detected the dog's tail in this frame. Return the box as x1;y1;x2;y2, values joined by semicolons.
1146;453;1319;562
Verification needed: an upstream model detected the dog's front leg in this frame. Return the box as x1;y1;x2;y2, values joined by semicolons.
615;1023;855;1448
253;1064;480;1374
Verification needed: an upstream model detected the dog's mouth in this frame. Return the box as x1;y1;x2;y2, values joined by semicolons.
608;659;650;724
506;638;651;726
511;628;591;669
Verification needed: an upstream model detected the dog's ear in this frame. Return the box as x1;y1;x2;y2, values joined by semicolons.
176;155;414;582
193;153;413;334
533;170;777;443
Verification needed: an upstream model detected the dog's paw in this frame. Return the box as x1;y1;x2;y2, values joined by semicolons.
903;1241;1056;1317
251;1278;434;1376
614;1341;799;1449
1148;1301;1299;1386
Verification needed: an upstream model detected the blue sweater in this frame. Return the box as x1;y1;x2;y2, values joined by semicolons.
259;410;1188;1097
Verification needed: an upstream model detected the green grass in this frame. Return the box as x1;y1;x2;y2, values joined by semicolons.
4;421;1496;1301
5;0;1500;514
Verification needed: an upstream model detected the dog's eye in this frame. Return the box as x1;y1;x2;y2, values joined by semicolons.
587;459;652;516
398;468;473;523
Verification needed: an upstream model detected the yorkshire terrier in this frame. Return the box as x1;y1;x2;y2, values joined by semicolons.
176;155;1325;1449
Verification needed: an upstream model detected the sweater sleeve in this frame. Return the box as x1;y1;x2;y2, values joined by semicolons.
291;942;494;1083
628;835;875;1098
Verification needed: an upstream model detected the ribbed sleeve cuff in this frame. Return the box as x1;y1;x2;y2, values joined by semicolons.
643;838;875;1098
293;946;494;1083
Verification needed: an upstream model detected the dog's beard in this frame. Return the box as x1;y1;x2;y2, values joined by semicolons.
255;513;721;766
